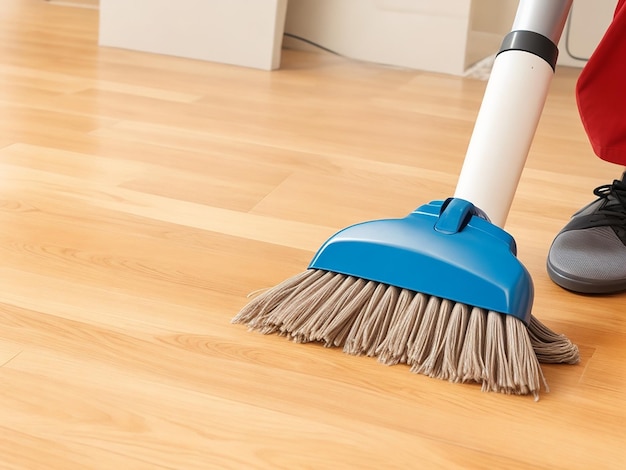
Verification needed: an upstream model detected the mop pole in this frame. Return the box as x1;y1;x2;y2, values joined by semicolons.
454;0;573;227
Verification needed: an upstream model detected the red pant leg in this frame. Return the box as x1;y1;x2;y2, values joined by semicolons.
576;0;626;165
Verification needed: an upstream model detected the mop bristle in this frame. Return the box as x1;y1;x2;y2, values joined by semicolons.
232;269;580;399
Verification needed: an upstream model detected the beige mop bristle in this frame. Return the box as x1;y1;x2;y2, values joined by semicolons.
232;269;580;399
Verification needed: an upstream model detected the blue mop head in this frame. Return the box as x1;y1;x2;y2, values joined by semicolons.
233;198;579;398
310;198;533;325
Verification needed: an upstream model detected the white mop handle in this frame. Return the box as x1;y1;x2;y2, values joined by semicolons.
454;0;572;227
454;51;553;227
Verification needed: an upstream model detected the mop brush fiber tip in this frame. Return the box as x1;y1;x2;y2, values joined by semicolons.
233;269;580;399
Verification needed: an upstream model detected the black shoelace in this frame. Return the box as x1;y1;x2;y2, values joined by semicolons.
593;179;626;220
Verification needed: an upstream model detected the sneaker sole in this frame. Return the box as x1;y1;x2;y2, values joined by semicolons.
547;260;626;294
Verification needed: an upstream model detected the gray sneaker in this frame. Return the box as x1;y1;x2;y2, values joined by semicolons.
547;171;626;294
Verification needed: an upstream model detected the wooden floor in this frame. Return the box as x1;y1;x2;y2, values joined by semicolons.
1;1;624;468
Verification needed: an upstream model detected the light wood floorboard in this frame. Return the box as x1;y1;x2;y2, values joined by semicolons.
0;1;624;469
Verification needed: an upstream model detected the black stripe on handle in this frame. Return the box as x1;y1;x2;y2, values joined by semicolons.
498;30;559;71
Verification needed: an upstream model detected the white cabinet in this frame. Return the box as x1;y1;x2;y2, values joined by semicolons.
284;0;481;76
98;0;288;70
